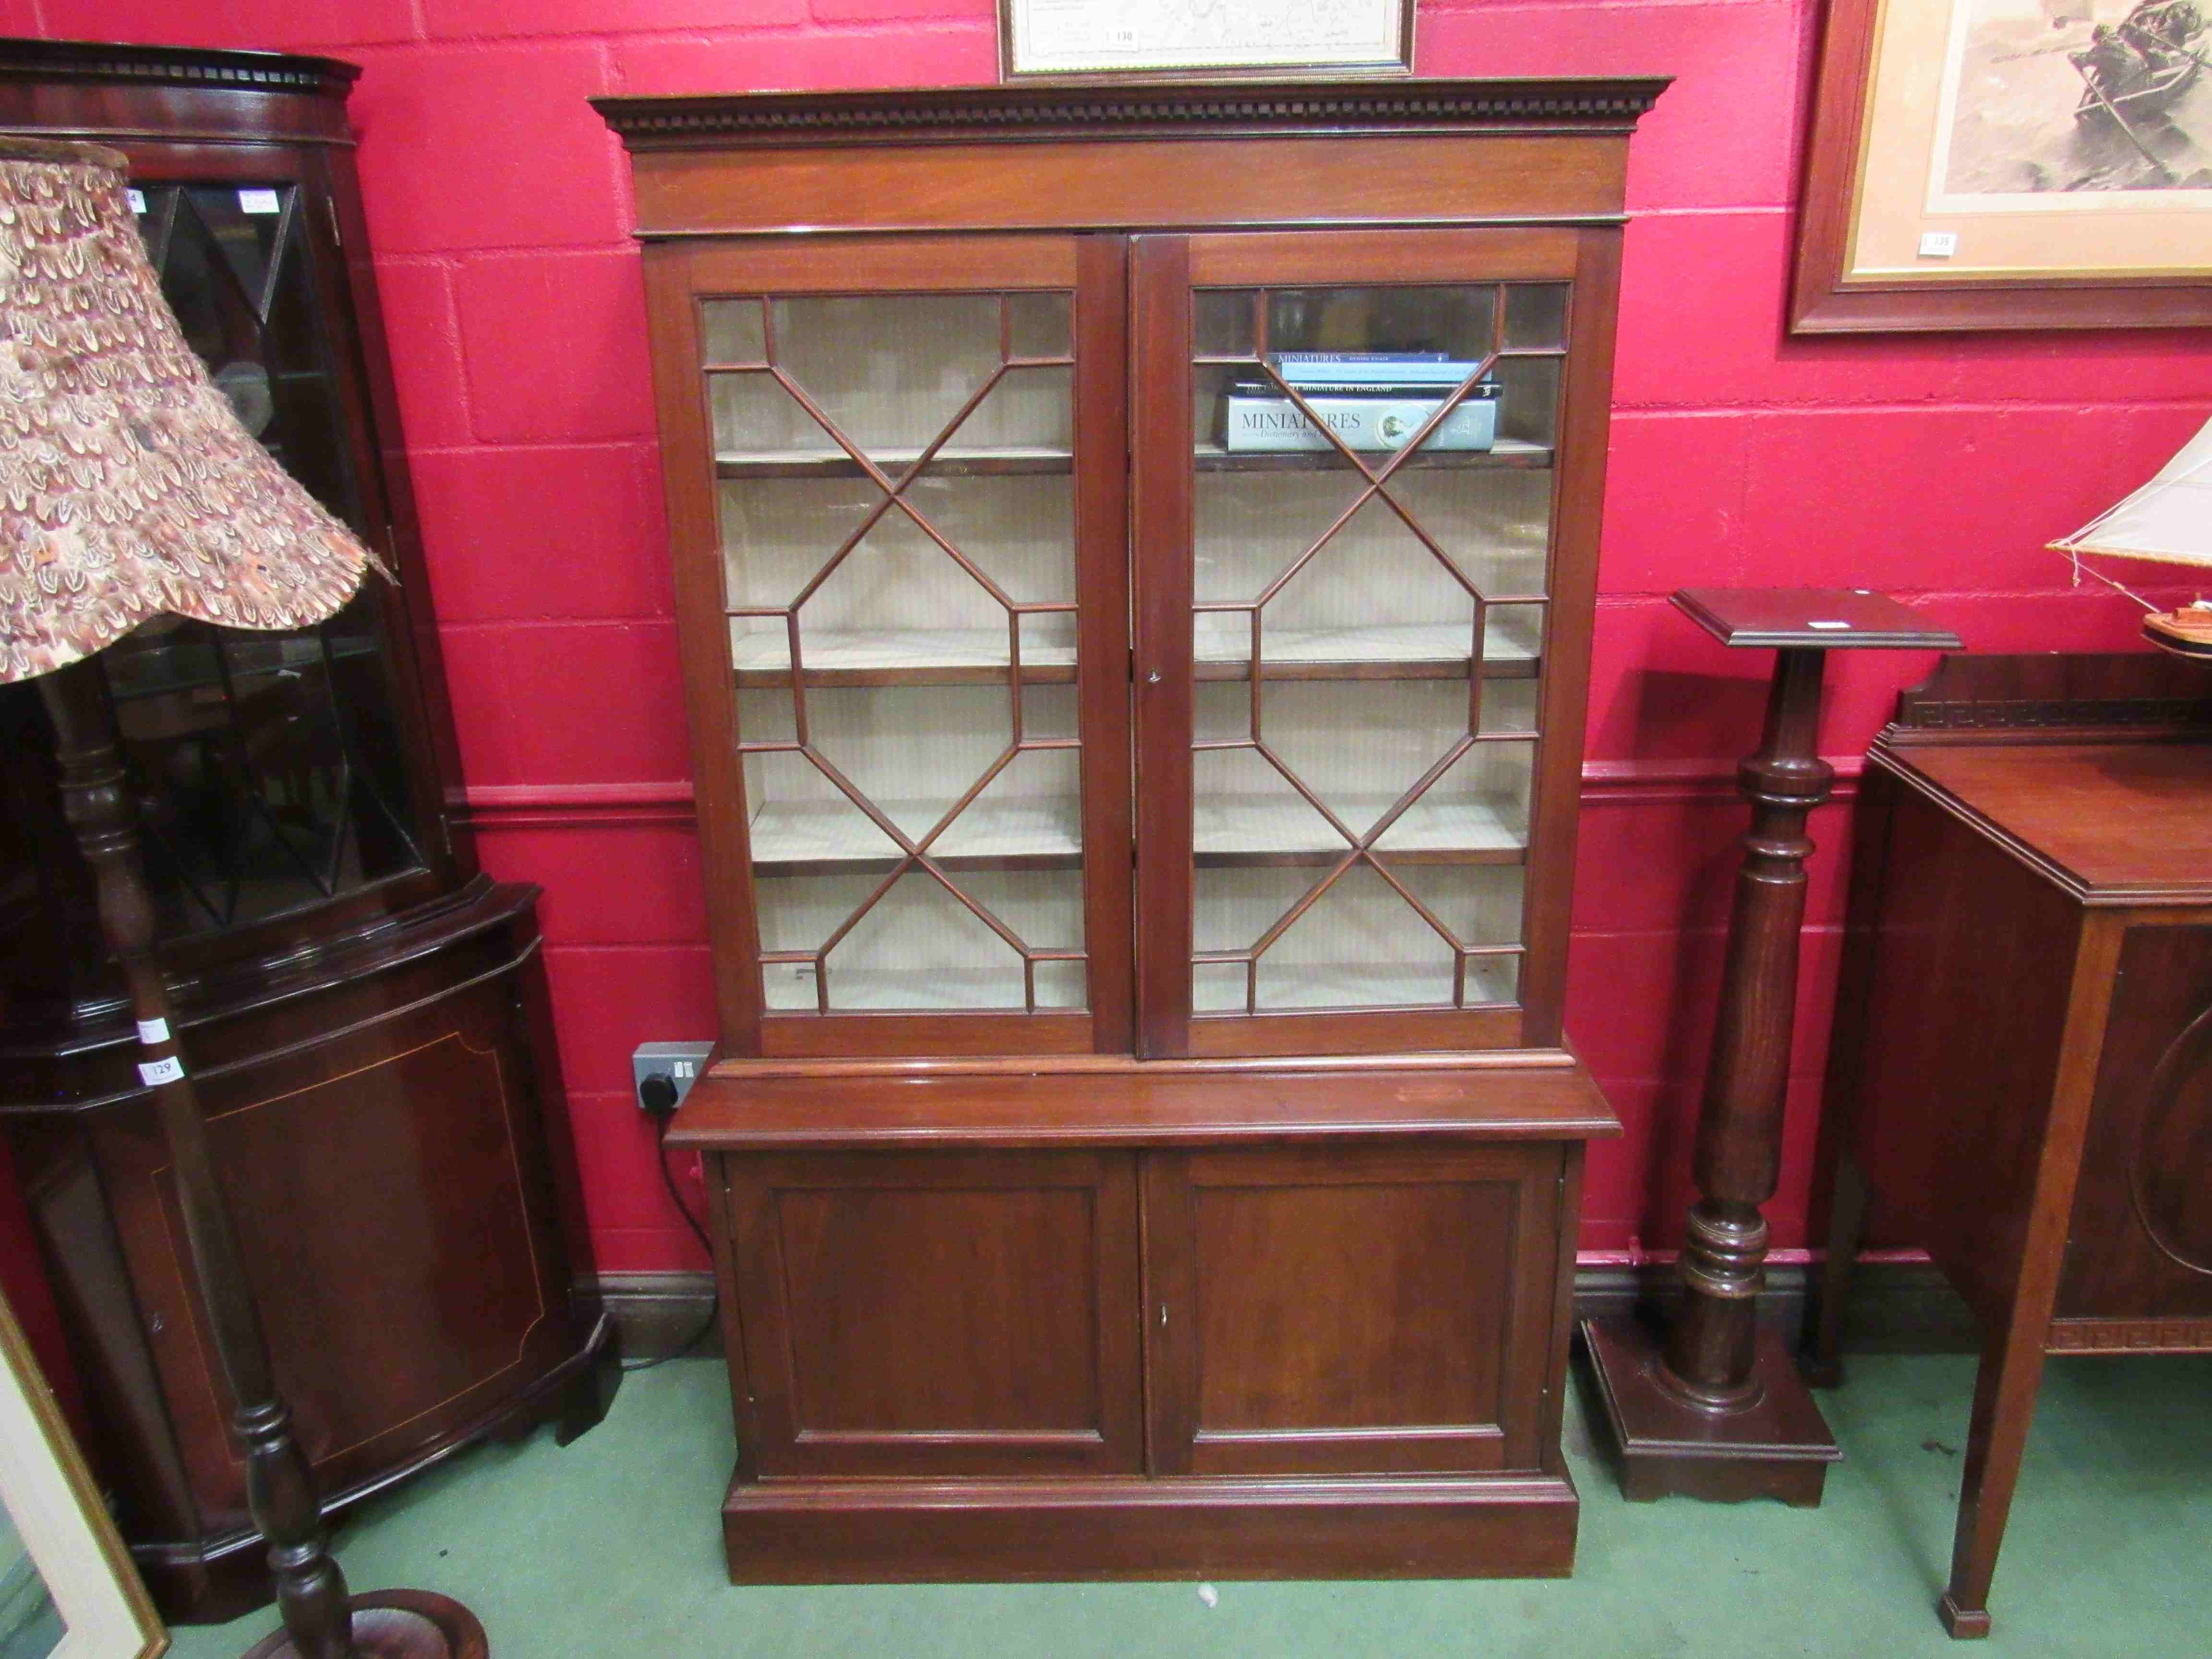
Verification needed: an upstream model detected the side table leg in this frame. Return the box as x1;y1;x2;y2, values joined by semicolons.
1806;1151;1868;1389
1939;1321;2049;1640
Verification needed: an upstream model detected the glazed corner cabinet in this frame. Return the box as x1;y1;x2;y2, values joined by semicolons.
596;76;1665;1581
0;40;615;1621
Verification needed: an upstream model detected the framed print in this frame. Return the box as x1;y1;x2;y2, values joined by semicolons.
0;1293;165;1659
1792;0;2212;331
1000;0;1414;79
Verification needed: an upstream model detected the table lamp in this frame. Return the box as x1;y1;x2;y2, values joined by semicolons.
0;137;482;1659
2049;414;2212;658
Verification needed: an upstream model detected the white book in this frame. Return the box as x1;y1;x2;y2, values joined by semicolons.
1222;392;1499;454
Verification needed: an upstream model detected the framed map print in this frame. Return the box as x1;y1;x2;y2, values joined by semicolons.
1000;0;1415;78
1793;0;2212;331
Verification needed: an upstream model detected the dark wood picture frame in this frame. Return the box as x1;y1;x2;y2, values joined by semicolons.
1791;0;2212;335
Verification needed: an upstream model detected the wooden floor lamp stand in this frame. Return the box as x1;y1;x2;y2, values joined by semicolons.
1580;589;1959;1507
41;661;485;1659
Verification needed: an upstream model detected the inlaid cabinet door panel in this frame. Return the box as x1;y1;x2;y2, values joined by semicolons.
1141;1143;1563;1476
724;1150;1143;1477
2061;920;2212;1325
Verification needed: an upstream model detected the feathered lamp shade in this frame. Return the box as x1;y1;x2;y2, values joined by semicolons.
0;134;373;683
0;137;479;1659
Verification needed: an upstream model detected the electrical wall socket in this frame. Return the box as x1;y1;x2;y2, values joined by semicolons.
630;1041;715;1111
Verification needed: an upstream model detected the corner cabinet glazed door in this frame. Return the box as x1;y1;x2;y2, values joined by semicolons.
646;238;1133;1058
1130;229;1622;1058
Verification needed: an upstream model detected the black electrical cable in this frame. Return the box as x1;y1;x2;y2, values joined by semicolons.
621;1094;721;1372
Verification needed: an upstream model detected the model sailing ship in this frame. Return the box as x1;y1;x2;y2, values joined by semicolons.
2050;414;2212;658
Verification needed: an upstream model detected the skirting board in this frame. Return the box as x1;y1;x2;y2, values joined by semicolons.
595;1262;1979;1363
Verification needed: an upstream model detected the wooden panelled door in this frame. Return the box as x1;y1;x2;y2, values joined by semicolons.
1141;1144;1570;1475
1130;228;1622;1059
721;1150;1144;1478
643;235;1134;1060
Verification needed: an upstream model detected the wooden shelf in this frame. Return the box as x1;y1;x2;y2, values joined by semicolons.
712;439;1551;481
731;625;1077;687
730;617;1542;687
1194;437;1553;474
763;964;1083;1013
717;445;1072;480
748;791;1523;873
1192;614;1541;682
1193;958;1519;1014
749;794;1082;874
668;1062;1620;1149
1195;792;1527;867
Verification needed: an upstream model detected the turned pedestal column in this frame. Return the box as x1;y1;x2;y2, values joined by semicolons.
1581;589;1959;1506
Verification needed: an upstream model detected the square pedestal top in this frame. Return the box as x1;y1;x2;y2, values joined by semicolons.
1674;589;1962;651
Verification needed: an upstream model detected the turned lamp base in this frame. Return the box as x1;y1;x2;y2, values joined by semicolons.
1580;1317;1839;1507
241;1592;488;1659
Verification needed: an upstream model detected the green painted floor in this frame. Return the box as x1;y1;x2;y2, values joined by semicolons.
167;1351;2212;1659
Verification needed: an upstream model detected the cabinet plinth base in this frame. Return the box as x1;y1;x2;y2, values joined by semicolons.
1579;1318;1839;1507
721;1469;1581;1582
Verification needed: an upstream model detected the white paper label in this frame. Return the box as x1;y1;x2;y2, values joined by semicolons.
1808;620;1852;631
127;189;147;215
1917;231;1960;259
138;1056;185;1086
238;188;282;216
136;1017;170;1045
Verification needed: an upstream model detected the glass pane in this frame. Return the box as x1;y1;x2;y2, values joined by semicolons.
1266;286;1497;360
771;293;1000;455
1189;276;1559;1018
82;179;425;942
1194;289;1253;359
1492;356;1562;449
702;298;767;365
1007;290;1072;361
757;869;1081;1012
183;185;285;305
711;289;1087;1016
1503;283;1570;352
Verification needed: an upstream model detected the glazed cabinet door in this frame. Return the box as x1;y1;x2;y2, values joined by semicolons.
1130;228;1623;1057
643;237;1132;1058
1142;1143;1571;1476
721;1150;1144;1478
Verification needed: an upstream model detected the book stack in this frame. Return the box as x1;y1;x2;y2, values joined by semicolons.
1222;353;1500;455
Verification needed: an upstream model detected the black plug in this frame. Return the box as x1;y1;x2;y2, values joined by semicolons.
637;1071;680;1120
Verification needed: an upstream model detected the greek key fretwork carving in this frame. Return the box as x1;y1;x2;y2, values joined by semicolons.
2047;1319;2212;1353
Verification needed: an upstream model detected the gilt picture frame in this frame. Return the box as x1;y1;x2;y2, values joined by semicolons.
0;1293;165;1659
1792;0;2212;332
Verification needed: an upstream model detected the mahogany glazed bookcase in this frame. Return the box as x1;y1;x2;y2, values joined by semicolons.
596;77;1665;1581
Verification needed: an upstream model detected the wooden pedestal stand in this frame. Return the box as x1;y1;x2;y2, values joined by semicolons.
1581;589;1959;1506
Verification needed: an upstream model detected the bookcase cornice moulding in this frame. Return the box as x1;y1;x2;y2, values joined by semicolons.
592;76;1671;150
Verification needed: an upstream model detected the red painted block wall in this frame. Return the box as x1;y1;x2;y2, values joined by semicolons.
7;0;2211;1292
